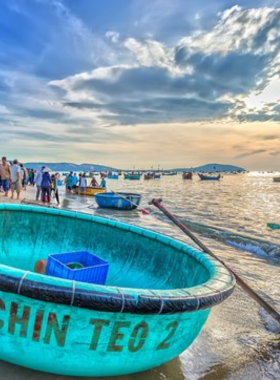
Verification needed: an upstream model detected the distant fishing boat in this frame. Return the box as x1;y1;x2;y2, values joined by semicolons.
73;186;106;196
154;173;161;179
95;192;141;210
124;173;141;180
273;177;280;182
182;172;193;180
0;204;235;376
107;174;119;179
144;173;154;180
162;172;177;176
198;173;221;181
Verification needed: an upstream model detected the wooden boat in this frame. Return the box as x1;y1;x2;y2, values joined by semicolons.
0;204;234;376
198;173;221;181
273;177;280;182
95;192;141;210
144;173;154;180
73;186;106;196
154;173;161;179
124;173;141;180
182;172;193;180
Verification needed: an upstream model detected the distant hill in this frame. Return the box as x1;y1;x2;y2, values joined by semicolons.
24;162;117;172
174;163;246;172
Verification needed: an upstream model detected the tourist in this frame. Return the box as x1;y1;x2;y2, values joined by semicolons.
90;175;99;187
79;174;87;192
41;168;51;203
66;172;73;194
34;166;45;201
1;156;11;197
10;159;21;200
50;173;60;205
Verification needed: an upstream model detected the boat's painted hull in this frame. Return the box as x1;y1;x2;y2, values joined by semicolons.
73;187;106;196
95;192;141;209
107;175;119;179
0;204;235;376
198;174;220;181
0;288;209;376
273;177;280;182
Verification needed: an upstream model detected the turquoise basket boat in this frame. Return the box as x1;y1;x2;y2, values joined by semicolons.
0;204;235;377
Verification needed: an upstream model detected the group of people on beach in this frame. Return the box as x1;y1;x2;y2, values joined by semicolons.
65;172;106;194
0;157;31;199
1;157;107;205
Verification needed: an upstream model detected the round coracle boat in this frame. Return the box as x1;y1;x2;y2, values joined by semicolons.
95;192;141;210
0;204;235;376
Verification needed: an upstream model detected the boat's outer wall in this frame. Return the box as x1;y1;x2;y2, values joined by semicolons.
0;289;209;376
95;193;141;209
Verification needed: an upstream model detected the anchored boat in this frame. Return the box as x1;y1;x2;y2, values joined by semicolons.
95;192;141;210
0;204;235;376
124;173;141;180
198;173;221;181
182;172;193;180
73;186;106;196
273;177;280;182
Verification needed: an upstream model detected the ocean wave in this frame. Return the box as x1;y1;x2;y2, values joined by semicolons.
181;220;280;259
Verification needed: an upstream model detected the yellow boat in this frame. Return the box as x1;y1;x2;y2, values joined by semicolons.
73;187;106;196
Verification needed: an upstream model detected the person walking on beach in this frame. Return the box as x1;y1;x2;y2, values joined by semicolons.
41;168;51;203
1;156;11;197
50;173;60;205
34;166;45;201
10;159;21;200
20;164;28;190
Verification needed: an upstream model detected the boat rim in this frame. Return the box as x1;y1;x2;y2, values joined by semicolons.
0;204;235;315
95;192;141;197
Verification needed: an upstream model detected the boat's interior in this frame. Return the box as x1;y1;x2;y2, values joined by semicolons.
0;209;212;290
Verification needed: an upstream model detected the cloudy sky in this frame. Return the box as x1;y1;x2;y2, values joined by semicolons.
0;0;280;169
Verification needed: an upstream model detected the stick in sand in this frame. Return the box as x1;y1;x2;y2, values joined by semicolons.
150;198;280;326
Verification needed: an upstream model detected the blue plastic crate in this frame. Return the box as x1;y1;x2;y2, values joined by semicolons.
46;251;109;285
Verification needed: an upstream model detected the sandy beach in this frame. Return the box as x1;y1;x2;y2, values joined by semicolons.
0;186;56;207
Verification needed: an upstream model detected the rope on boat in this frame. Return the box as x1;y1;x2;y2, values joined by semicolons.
17;271;29;295
150;198;280;326
70;280;76;306
116;288;126;313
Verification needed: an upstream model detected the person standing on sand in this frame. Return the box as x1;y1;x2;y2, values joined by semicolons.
10;159;21;200
1;156;11;197
41;168;51;203
34;166;45;201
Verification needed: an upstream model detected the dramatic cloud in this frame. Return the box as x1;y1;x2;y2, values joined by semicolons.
235;149;268;159
0;1;280;168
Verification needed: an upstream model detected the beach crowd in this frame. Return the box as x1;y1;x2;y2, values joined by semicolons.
0;157;106;205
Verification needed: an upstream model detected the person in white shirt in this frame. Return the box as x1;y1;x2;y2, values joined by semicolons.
10;159;21;200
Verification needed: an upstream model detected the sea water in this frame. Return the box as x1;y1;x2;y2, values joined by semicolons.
1;171;280;379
